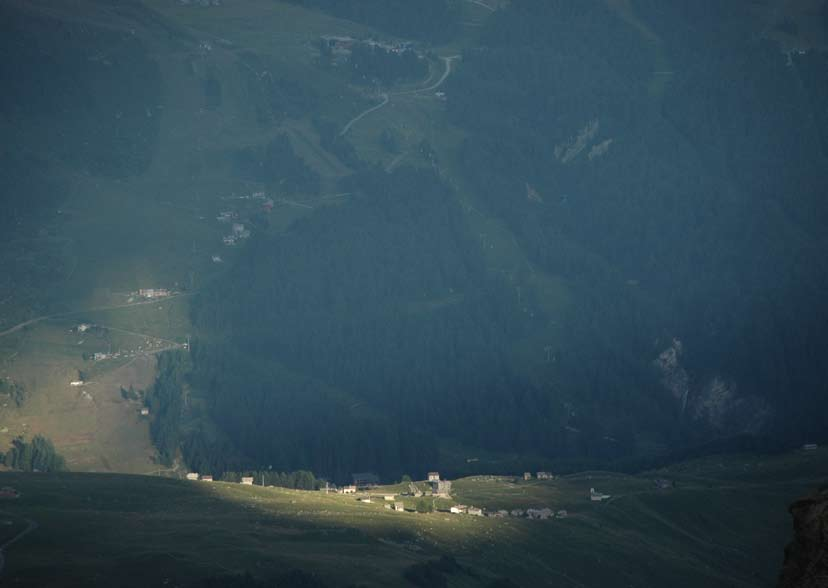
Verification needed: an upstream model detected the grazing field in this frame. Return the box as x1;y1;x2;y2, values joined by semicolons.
0;449;825;587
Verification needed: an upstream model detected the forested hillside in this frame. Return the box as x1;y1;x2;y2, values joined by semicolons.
445;0;828;445
3;0;825;485
133;0;828;483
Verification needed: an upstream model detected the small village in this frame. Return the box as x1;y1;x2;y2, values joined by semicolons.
214;190;272;250
179;468;637;523
70;319;180;366
320;35;420;67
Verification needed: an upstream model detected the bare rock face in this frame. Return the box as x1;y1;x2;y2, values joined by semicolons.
654;338;771;434
778;488;828;588
655;338;689;410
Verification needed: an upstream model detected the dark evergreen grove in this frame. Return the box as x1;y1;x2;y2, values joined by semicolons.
3;435;66;472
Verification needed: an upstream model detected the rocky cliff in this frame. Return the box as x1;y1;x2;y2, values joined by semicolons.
779;488;828;588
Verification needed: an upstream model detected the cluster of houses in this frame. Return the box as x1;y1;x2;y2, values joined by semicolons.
222;223;251;246
523;471;556;481
178;0;221;6
137;288;172;299
186;473;254;484
181;469;604;522
448;505;568;521
320;35;417;65
216;191;273;249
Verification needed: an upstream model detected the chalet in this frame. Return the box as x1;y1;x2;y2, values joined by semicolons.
590;487;611;502
468;506;484;516
427;472;440;482
352;472;379;490
523;472;532;481
383;495;395;501
393;501;405;512
432;479;452;497
450;505;467;514
241;477;254;485
510;509;525;518
93;352;109;361
803;443;819;451
654;478;673;490
140;408;150;416
526;508;553;520
70;381;85;387
342;485;357;494
200;475;214;482
186;473;199;481
536;472;554;480
77;323;92;333
139;288;170;299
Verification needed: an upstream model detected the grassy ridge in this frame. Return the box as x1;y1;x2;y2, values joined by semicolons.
0;449;825;586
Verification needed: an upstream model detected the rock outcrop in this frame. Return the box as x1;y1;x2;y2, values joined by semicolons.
778;488;828;588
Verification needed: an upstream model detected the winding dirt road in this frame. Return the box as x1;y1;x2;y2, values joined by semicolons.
0;293;193;340
340;55;460;137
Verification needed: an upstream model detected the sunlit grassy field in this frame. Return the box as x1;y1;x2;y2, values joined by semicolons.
0;449;825;587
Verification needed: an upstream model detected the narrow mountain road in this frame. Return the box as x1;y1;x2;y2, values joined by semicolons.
0;515;38;576
339;93;390;137
0;293;193;339
340;55;460;136
464;0;495;12
392;55;460;96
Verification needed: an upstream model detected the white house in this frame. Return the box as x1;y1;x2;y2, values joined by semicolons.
342;485;357;494
140;407;150;416
590;487;611;502
200;475;214;482
427;472;440;482
803;443;819;451
139;288;170;299
70;381;85;387
241;477;254;485
186;473;199;481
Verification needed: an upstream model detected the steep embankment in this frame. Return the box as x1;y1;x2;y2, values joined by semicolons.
779;488;828;588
